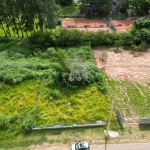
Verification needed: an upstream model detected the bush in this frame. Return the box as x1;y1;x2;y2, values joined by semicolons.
100;51;108;61
133;17;150;30
27;31;54;49
22;115;35;131
41;47;57;58
56;29;83;47
27;29;118;49
0;37;11;43
50;89;61;99
0;114;10;130
121;33;134;46
131;42;148;52
132;29;150;46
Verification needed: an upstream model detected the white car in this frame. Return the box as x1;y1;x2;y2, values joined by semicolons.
70;142;90;150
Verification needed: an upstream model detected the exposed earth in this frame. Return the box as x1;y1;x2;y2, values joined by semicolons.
93;47;150;84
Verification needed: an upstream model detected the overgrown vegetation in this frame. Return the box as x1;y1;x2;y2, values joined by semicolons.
1;38;150;149
0;42;111;148
1;9;150;149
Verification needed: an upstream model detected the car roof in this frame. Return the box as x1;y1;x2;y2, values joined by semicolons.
78;142;89;149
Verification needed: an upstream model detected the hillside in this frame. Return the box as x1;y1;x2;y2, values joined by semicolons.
1;41;150;149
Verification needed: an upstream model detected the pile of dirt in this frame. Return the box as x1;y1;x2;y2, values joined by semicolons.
93;48;150;84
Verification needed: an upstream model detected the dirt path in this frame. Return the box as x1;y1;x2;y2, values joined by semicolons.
93;48;150;84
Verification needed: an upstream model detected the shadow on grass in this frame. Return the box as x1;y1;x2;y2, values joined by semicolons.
139;124;150;131
116;117;124;131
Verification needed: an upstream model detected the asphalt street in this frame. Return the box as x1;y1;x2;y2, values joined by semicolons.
43;143;150;150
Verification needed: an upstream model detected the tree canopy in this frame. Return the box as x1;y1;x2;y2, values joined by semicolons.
79;0;150;18
56;0;73;6
0;0;60;37
80;0;113;18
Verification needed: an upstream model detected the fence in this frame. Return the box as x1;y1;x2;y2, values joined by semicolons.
103;18;116;32
116;108;150;126
32;121;106;131
111;12;126;20
102;18;110;27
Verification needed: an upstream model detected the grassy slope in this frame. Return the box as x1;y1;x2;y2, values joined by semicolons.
0;40;150;149
0;41;115;149
107;79;150;117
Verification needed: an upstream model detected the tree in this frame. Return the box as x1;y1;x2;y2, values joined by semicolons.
133;17;150;30
0;0;60;37
128;0;150;16
0;0;8;37
37;0;60;31
80;0;113;18
56;0;73;6
114;33;124;52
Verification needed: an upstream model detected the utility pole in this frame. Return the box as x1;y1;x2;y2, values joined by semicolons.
105;104;114;150
107;104;114;136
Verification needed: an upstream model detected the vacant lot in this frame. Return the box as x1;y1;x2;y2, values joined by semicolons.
93;47;150;84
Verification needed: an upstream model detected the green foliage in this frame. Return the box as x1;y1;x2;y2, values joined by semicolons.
121;32;134;46
50;89;61;99
133;17;150;30
47;46;107;91
0;0;59;37
40;47;57;58
47;47;56;55
22;115;35;132
0;37;11;44
132;29;150;46
96;74;108;94
0;114;10;129
100;51;108;61
56;29;83;47
2;37;150;149
0;47;59;84
27;31;54;49
131;42;148;51
27;29;116;49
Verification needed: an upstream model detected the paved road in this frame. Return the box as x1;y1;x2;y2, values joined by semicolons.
43;143;150;150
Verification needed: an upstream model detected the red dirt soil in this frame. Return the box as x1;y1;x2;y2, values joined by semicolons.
93;47;150;84
62;20;135;32
110;19;135;32
62;20;111;32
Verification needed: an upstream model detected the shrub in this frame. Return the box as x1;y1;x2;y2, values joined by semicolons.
47;47;56;56
0;114;10;130
50;90;61;99
56;29;83;47
132;29;150;46
0;37;11;43
100;51;108;61
22;115;35;131
131;42;148;52
27;28;130;48
27;31;54;49
133;17;150;30
41;47;57;58
121;33;134;46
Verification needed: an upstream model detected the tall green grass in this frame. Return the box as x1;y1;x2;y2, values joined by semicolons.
0;42;115;149
1;40;150;149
